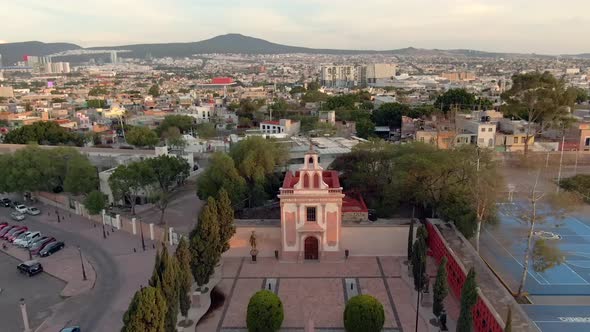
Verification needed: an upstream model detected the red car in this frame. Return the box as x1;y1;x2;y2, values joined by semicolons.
0;225;17;238
7;227;28;242
2;226;22;240
30;237;56;256
0;222;7;228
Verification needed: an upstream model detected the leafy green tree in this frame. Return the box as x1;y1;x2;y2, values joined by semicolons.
175;237;193;325
457;268;478;332
229;136;287;207
148;84;160;97
246;290;284;332
196;123;216;139
301;90;329;103
371;102;411;128
532;239;565;272
3;121;84;146
126;127;159;148
196;152;246;206
2;146;51;193
434;89;477;113
162;126;186;149
88;87;108;96
159;247;180;332
146;155;190;225
63;154;98;195
501;71;576;154
87;99;107;108
121;286;167;332
343;294;385;332
217;189;235;253
355;118;375;139
559;174;590;201
433;257;449;317
307;81;320;91
322;94;360;110
407;218;414;261
84;190;106;215
157;115;197;135
189;197;221;289
109;161;153;215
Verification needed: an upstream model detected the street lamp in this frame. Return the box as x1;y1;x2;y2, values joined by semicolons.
139;218;146;251
102;222;106;239
20;298;31;332
415;259;423;332
78;246;87;281
55;209;61;223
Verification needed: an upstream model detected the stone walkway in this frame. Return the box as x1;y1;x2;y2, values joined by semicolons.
196;256;459;332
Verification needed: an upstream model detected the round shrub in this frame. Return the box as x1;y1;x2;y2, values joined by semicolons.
246;290;284;332
343;294;385;332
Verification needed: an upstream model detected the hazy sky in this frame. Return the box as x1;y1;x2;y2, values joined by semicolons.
2;0;590;54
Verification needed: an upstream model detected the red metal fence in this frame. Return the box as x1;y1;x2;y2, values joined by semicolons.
426;222;504;332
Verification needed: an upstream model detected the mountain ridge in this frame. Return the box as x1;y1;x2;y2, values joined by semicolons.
0;34;587;65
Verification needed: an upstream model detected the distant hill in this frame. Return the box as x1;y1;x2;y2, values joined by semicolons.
0;41;81;66
1;34;588;64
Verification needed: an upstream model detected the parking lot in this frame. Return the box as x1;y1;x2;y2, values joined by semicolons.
0;252;65;332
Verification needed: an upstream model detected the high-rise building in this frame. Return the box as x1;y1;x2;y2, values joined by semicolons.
358;63;396;87
110;51;118;64
320;65;357;88
0;53;3;67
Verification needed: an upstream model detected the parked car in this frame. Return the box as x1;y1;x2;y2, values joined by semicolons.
3;226;26;240
0;225;17;238
17;260;43;277
40;241;65;257
14;204;27;214
30;238;55;255
1;198;11;207
10;211;26;221
15;231;41;247
59;327;80;332
8;228;28;242
0;222;8;229
26;235;50;249
13;231;32;246
26;207;41;216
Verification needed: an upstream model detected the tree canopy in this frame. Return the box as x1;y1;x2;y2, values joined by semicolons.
121;286;167;332
156;115;197;135
434;88;491;113
196;152;247;206
126;127;159;148
3;121;84;146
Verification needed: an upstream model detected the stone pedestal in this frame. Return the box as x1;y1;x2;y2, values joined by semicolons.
191;291;201;308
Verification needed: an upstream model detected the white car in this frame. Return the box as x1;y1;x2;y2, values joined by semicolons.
26;207;41;216
14;204;28;214
17;231;42;247
13;231;32;247
10;211;26;221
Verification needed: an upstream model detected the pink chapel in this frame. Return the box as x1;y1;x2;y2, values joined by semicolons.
278;146;367;261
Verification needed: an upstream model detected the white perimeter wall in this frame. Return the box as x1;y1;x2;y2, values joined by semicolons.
224;225;411;257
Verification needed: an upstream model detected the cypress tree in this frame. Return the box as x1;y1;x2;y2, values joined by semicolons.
407;218;414;261
161;254;180;332
149;249;162;287
175;237;193;325
457;268;478;332
189;197;221;290
433;256;449;317
504;306;512;332
121;286;167;332
411;226;427;290
217;188;236;253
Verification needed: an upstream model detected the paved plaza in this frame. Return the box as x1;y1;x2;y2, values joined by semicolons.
197;256;456;332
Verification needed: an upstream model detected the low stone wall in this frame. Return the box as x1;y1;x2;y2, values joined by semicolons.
224;226;282;258
341;211;369;223
341;225;409;256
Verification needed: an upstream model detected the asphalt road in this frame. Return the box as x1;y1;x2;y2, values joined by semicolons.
0;252;65;332
0;205;123;331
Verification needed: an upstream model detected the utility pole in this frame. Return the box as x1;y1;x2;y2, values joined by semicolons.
139;218;146;251
556;134;565;193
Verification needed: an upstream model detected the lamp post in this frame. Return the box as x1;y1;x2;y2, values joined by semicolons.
139;218;146;251
78;246;87;281
20;298;31;332
102;222;106;239
55;209;60;223
415;258;423;332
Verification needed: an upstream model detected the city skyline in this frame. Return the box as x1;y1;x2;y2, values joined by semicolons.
2;0;590;54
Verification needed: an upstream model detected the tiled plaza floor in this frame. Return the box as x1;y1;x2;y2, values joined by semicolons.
198;256;455;332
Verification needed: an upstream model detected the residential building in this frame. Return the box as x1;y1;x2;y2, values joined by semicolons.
455;112;497;148
260;119;300;136
319;111;336;125
373;95;396;108
579;123;590;151
320;65;356;88
441;71;476;82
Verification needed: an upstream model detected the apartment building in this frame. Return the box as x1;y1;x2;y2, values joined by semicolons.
358;64;396;87
260;119;301;136
320;65;356;88
455;113;497;148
